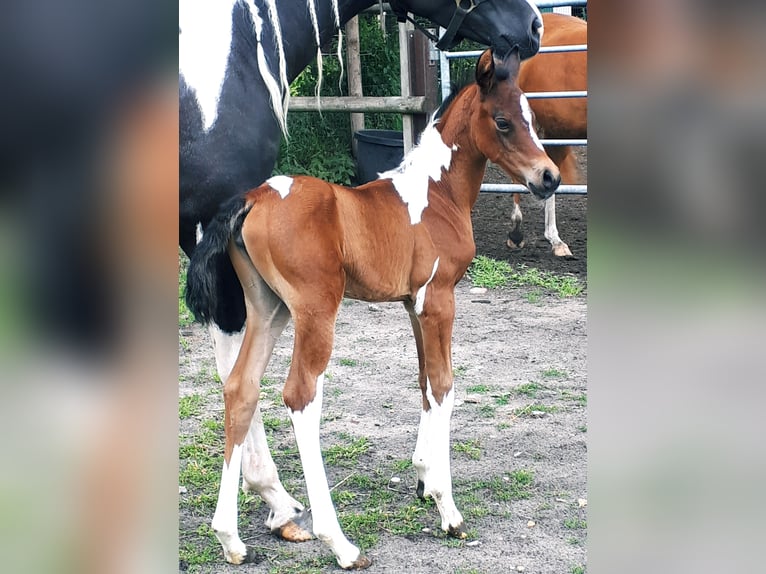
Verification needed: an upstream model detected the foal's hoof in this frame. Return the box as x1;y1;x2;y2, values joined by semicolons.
343;554;372;570
447;522;468;539
276;511;314;542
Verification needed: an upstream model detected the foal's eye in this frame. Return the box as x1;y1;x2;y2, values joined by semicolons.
495;117;510;131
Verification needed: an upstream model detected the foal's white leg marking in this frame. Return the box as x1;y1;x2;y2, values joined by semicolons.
520;95;545;151
266;175;293;199
414;257;440;315
242;408;306;530
412;382;464;532
179;0;237;131
543;194;572;256
379;121;454;224
208;324;245;383
289;374;361;568
211;444;247;564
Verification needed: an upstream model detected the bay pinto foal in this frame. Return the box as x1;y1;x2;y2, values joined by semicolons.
507;12;587;257
186;49;560;569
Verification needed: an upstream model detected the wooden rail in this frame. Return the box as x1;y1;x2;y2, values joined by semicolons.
289;96;427;113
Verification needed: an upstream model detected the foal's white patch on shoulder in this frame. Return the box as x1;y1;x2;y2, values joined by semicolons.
520;95;545;151
414;257;440;315
179;0;237;131
267;175;293;199
379;121;453;225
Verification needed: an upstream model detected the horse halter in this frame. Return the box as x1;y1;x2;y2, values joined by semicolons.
389;0;490;51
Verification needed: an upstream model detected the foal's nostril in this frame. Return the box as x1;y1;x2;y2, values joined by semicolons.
543;169;554;190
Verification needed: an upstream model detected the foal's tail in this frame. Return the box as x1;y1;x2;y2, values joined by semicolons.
185;196;253;329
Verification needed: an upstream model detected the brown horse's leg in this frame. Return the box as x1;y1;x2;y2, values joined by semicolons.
506;192;526;249
409;287;466;538
405;302;428;499
543;145;577;257
282;288;371;569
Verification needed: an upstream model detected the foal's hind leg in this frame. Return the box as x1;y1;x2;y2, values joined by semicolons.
283;300;370;569
406;290;466;538
208;324;311;542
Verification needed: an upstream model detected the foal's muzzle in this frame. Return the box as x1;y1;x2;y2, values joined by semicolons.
527;168;560;200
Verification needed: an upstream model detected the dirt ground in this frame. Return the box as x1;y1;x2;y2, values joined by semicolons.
179;155;587;573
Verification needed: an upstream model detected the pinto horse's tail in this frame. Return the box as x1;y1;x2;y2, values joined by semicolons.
185;196;253;330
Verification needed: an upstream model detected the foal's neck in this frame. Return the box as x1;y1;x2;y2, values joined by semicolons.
435;88;488;214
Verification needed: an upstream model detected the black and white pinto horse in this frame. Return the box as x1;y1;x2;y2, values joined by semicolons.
180;0;544;566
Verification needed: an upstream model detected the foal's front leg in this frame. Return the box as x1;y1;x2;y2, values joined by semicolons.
407;290;466;538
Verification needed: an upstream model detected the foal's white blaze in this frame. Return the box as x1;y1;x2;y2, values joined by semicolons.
379;121;453;224
412;380;464;531
520;94;545;151
179;0;237;131
267;175;293;199
211;443;247;563
288;374;361;567
414;257;440;315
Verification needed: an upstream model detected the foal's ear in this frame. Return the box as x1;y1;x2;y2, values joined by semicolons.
475;49;497;95
476;48;520;95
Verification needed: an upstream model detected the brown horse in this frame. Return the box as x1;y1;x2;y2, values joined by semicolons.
507;12;587;257
186;49;559;569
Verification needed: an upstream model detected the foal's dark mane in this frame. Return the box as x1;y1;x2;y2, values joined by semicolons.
433;77;475;121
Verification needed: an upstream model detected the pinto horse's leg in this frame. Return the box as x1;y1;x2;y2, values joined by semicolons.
506;193;526;250
406;289;466;538
282;290;371;569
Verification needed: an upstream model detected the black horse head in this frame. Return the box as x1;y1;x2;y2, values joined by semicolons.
389;0;543;59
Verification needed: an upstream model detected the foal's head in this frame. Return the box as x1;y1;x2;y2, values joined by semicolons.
473;49;560;199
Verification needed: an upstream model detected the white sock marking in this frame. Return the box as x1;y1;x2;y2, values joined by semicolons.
511;199;523;226
242;407;306;530
212;443;247;563
412;381;464;532
379;121;454;224
267;175;293;199
179;0;237;131
520;94;545;151
414;257;440;315
289;374;361;567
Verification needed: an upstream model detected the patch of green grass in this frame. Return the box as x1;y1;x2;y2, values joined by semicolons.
178;254;195;328
466;383;491;394
453;439;481;460
513;403;559;417
478;404;496;418
524;289;543;304
467;257;584;297
467;255;513;288
179;539;220;569
453;365;468;378
323;436;370;467
390;458;411;474
262;415;290;432
571;565;586;574
509;263;584;297
495;393;510;406
268;555;337;574
542;367;568;379
468;470;534;502
564;517;587;529
577;425;587;433
560;391;587;405
179;394;203;419
567;536;582;546
497;421;511;430
515;382;543;398
339;357;359;367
